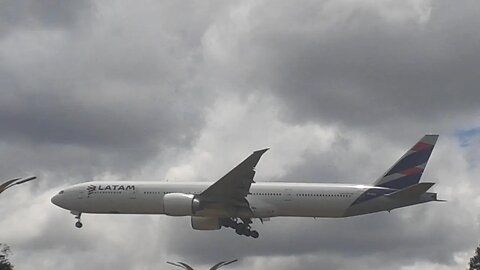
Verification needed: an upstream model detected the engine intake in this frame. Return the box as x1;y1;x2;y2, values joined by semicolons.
163;193;201;216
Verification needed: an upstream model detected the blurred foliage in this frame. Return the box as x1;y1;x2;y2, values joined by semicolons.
469;246;480;270
0;243;13;270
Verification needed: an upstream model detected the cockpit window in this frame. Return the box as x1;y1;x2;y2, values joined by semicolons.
58;190;64;195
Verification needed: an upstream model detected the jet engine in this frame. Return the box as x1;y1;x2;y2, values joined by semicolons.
163;193;201;216
191;216;221;230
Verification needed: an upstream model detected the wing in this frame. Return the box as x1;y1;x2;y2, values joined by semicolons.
198;149;269;216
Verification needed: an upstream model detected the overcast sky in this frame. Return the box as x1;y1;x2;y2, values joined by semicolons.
1;0;480;269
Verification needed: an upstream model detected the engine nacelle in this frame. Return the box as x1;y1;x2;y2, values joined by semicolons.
163;193;201;216
191;216;221;230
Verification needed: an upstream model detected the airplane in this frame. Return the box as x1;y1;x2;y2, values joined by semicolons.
0;176;37;195
51;135;442;238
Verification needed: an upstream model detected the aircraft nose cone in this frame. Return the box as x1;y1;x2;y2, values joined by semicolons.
51;194;61;207
51;194;58;205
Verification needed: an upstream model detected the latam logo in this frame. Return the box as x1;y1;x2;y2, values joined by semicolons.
87;185;96;195
86;184;135;195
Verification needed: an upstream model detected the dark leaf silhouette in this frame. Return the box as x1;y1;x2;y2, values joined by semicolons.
0;243;14;270
0;177;36;194
469;246;480;270
167;259;238;270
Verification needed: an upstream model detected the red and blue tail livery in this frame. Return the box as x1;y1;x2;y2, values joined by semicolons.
374;135;438;189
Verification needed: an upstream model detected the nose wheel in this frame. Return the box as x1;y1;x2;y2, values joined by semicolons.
71;211;83;228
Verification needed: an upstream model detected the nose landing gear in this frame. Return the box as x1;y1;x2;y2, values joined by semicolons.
71;211;83;228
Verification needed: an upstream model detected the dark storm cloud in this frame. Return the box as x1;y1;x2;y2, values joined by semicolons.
0;0;92;36
0;1;216;180
0;89;207;182
0;90;191;149
204;0;480;137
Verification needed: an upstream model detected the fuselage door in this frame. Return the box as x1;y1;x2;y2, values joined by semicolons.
129;189;136;199
77;190;84;200
284;188;293;202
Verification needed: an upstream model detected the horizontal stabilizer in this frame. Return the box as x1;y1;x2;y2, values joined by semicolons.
385;182;435;199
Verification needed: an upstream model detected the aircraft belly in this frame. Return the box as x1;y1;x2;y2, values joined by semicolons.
248;197;278;218
277;198;352;218
79;194;164;214
344;194;436;217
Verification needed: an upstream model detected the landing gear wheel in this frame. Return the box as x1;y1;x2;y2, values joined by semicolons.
225;218;259;238
235;227;244;235
71;211;83;229
222;218;237;229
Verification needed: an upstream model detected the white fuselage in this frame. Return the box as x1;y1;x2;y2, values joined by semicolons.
51;181;436;218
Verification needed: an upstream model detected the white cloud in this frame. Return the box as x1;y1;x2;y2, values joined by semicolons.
165;92;337;182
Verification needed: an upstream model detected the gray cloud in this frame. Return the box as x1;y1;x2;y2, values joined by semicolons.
201;0;480;138
1;1;479;270
0;1;218;180
0;0;92;37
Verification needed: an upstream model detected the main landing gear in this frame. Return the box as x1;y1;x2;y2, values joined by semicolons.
222;218;259;238
71;211;83;228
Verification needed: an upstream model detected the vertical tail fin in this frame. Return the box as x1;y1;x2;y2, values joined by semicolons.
374;135;439;189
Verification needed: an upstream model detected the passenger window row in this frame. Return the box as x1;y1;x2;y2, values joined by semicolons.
144;191;200;195
296;193;351;197
251;193;281;196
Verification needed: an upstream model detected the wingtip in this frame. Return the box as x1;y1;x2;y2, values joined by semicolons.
255;148;270;153
421;134;439;145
